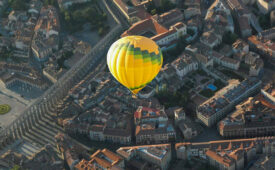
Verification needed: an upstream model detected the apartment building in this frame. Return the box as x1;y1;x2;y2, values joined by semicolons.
197;78;262;127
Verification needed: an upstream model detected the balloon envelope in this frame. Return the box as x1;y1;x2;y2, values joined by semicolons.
107;36;163;94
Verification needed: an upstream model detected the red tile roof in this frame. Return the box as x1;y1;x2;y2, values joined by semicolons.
151;28;177;41
122;18;168;37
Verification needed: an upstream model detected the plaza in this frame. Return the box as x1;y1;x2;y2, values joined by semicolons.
0;91;30;129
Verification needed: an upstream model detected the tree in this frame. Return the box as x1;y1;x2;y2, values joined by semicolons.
147;0;156;14
64;51;73;59
72;10;83;23
88;147;97;154
11;0;27;10
98;27;104;36
102;13;107;21
64;11;71;22
159;0;175;12
11;165;20;170
259;14;270;29
44;0;55;6
222;31;238;45
187;28;195;36
151;9;157;15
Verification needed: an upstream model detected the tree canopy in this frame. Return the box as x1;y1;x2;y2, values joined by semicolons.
222;31;238;45
146;0;176;15
60;1;108;35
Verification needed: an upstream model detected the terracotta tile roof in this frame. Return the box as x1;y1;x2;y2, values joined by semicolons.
122;18;167;37
75;149;123;170
232;39;248;50
151;28;177;41
134;106;163;119
134;6;152;20
114;0;136;16
206;149;234;167
156;8;183;25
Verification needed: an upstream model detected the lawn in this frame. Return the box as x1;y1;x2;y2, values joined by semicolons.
0;104;11;115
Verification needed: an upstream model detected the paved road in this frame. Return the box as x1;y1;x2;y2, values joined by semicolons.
105;0;130;28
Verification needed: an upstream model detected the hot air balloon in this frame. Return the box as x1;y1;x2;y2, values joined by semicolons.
107;36;163;95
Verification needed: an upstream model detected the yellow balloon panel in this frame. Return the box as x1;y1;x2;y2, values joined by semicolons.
107;36;163;94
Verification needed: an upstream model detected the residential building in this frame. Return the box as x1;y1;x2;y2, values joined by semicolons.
220;56;240;70
260;27;275;40
135;122;176;144
200;31;222;48
152;8;184;28
195;53;214;68
219;45;233;57
232;39;249;54
271;10;275;27
249;155;275;170
187;16;202;33
67;109;132;145
103;117;132;145
34;5;60;36
0;63;48;90
238;16;252;38
138;86;155;99
89;124;104;141
161;64;177;80
178;119;199;140
113;0;151;22
206;148;245;170
245;51;260;65
197;78;262;127
243;51;264;76
173;107;186;124
205;0;234;33
0;72;47;90
43;61;67;83
171;52;198;78
121;8;186;50
257;0;275;14
117;144;172;170
184;7;201;20
218;84;275;138
55;133;87;169
0;144;63;170
134;106;168;124
75;149;124;170
249;58;264;76
176;137;275;163
248;35;275;62
32;5;60;62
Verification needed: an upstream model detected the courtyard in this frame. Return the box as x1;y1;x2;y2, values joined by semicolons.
185;69;227;102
